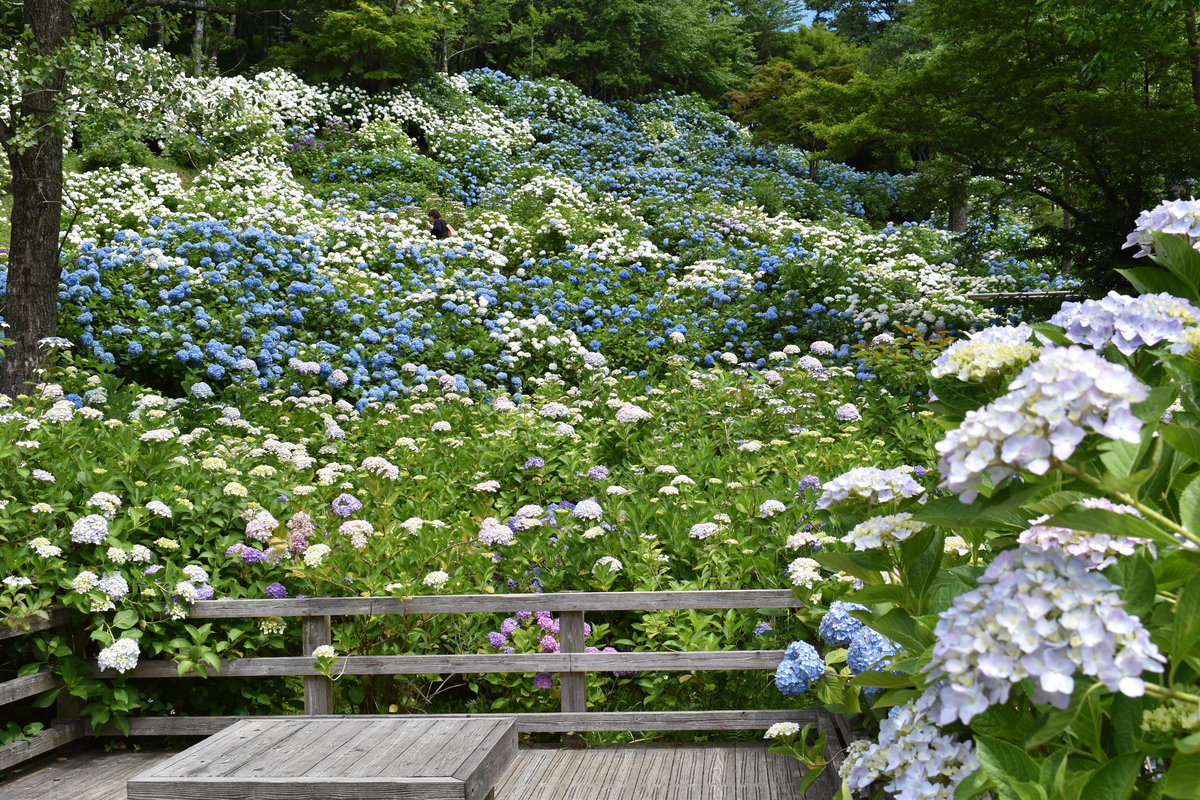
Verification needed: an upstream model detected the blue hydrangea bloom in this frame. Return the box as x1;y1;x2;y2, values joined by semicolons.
818;601;869;647
846;629;899;675
774;640;825;696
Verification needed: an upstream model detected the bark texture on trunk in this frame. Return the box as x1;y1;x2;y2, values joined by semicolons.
1;0;71;398
1187;5;1200;108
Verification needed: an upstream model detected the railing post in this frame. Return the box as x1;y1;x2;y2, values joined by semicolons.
558;608;586;747
302;615;332;715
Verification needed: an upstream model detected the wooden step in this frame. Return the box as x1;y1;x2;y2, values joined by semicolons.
126;717;517;800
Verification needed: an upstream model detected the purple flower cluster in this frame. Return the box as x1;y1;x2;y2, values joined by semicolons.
926;546;1164;724
1049;292;1200;355
936;346;1148;503
331;494;362;517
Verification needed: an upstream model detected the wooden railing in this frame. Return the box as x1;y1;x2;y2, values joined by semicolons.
0;608;83;771
108;589;816;736
3;591;837;763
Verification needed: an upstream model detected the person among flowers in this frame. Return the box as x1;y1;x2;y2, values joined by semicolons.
428;208;455;240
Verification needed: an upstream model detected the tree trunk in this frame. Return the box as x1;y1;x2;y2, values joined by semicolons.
949;203;968;233
192;11;206;76
808;157;820;182
0;0;71;398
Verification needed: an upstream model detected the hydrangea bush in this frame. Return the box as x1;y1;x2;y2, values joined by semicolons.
766;204;1200;798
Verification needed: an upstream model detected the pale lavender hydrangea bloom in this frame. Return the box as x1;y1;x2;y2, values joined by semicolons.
615;403;651;423
1049;292;1200;355
843;513;928;550
573;498;603;520
835;403;862;422
817;467;925;510
244;511;279;543
926;546;1164;725
1124;197;1200;257
759;499;787;517
478;517;515;547
587;465;609;481
936;346;1148;503
70;514;109;545
841;692;980;800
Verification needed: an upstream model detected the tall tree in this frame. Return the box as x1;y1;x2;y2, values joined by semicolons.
0;0;250;396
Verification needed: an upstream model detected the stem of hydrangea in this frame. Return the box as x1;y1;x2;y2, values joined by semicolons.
1058;463;1200;548
1143;682;1200;705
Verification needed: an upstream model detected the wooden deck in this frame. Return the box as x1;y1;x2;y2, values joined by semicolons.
1;743;825;800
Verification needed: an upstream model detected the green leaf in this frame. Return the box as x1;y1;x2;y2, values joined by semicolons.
1030;323;1072;346
112;609;139;630
1080;753;1141;800
858;606;935;653
1163;753;1200;798
797;765;827;794
1104;556;1156;618
847;670;913;689
1118;266;1188;297
900;528;944;614
1025;682;1102;749
954;768;993;800
1173;575;1200;662
1162;424;1200;463
1046;508;1177;549
1182;476;1200;539
975;735;1039;784
1132;384;1178;425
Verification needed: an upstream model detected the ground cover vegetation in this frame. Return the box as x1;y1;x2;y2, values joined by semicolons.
4;4;1200;799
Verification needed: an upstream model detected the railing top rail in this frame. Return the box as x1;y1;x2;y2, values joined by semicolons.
0;606;72;640
185;589;804;619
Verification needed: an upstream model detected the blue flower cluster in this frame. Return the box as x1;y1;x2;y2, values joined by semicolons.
817;601;868;647
774;640;826;696
847;629;900;675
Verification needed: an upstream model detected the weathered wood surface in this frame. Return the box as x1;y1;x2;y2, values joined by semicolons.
100;649;787;679
0;606;72;640
1;744;825;800
0;670;63;707
109;709;822;736
0;721;86;772
126;717;517;800
185;590;805;618
301;615;332;715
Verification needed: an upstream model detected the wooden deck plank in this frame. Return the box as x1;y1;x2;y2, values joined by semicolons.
342;718;438;777
303;719;400;777
194;718;309;778
260;719;369;777
413;718;506;776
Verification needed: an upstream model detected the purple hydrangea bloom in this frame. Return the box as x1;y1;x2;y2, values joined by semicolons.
797;475;821;496
142;564;163;575
487;631;507;648
533;672;554;689
331;494;362;517
539;635;560;653
195;584;215;600
523;456;545;470
587;465;609;481
265;582;288;599
912;466;928;478
753;621;773;636
516;611;532;620
500;617;520;636
240;547;266;565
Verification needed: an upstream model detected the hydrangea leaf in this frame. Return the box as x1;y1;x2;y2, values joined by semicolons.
1079;753;1142;800
974;735;1039;786
1024;682;1103;749
1047;507;1177;549
1163;753;1200;799
111;609;139;630
1117;266;1191;298
1161;424;1200;464
1171;575;1200;667
847;670;911;689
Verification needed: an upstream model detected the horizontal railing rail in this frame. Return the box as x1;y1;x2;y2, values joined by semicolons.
104;589;808;733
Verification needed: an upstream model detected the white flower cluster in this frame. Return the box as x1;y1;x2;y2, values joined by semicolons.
931;324;1040;382
786;557;822;588
615;403;652;423
817;467;925;511
763;722;800;739
1017;498;1154;570
926;546;1164;724
841;692;979;800
97;638;141;674
70;514;110;544
479;517;515;547
843;512;929;550
936;346;1148;503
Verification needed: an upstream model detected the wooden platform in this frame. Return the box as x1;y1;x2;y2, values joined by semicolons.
126;718;517;800
1;743;821;800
